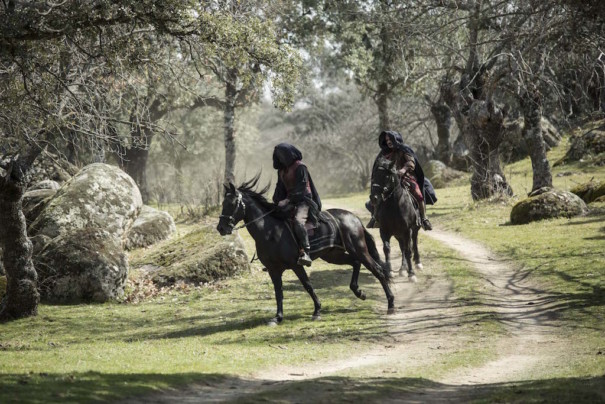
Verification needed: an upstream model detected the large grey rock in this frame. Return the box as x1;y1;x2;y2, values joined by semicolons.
555;122;605;166
28;163;142;303
125;205;176;250
35;228;128;303
510;187;589;225
30;163;143;244
23;188;57;225
424;160;465;189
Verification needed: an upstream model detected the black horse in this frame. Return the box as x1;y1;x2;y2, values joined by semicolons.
370;157;422;281
216;177;395;325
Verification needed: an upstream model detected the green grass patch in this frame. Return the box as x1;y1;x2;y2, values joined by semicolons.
0;250;388;403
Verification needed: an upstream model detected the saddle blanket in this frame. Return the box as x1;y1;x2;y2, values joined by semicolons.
289;210;345;254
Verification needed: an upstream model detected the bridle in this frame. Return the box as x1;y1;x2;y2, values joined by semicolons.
219;190;275;231
371;165;398;202
220;191;246;229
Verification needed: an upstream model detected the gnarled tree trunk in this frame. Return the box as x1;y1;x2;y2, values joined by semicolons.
430;101;453;165
520;86;552;191
0;147;42;322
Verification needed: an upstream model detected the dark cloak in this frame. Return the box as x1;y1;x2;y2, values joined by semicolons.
372;130;437;205
272;143;322;213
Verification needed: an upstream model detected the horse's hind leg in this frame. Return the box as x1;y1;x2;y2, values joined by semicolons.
397;235;416;283
348;238;395;314
320;252;366;301
412;227;423;270
293;266;322;320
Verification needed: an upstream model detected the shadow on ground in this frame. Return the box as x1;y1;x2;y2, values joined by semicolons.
2;372;603;403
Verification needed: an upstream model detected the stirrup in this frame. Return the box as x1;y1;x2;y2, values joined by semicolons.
422;218;433;231
297;251;312;267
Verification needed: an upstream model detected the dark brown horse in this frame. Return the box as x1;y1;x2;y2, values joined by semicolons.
370;157;422;281
216;176;394;325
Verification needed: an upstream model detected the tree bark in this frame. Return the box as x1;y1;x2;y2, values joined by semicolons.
375;82;391;131
430;101;453;164
0;147;42;322
223;69;238;184
520;86;552;191
121;99;165;204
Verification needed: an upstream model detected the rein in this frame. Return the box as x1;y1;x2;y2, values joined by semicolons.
233;208;276;231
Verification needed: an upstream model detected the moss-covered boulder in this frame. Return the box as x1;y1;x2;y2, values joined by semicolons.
30;163;142;244
132;226;249;287
125;206;176;250
424;160;465;188
35;228;129;303
510;187;589;225
555;121;605;166
571;180;605;204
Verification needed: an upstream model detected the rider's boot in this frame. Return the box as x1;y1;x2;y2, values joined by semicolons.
419;201;432;231
293;222;312;266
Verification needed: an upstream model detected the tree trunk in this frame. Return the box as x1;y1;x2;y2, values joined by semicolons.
520;86;552;191
123;143;151;203
223;69;238;184
375;82;391;131
461;100;513;200
430;101;453;164
0;147;42;322
122;99;164;204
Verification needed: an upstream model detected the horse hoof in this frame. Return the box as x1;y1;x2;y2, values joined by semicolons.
387;307;396;315
267;318;281;326
409;275;418;283
416;263;424;270
360;293;367;301
312;315;321;321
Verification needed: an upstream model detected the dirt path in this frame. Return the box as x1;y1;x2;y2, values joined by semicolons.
124;225;561;403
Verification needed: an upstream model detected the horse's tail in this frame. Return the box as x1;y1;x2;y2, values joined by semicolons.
363;229;390;282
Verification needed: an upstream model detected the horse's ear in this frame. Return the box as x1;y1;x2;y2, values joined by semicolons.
229;182;236;192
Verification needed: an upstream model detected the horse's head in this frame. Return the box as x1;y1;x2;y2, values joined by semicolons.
217;182;246;235
370;157;398;203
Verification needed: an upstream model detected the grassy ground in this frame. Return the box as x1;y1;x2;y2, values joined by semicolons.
1;136;604;403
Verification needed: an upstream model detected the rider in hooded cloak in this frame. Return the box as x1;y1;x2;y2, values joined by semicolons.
367;130;434;230
272;143;322;266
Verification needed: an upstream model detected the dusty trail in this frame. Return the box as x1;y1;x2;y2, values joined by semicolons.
124;220;562;403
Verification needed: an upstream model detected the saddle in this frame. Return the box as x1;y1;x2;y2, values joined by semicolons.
286;211;345;254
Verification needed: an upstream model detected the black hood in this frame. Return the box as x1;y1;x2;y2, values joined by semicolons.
273;143;303;169
378;130;405;153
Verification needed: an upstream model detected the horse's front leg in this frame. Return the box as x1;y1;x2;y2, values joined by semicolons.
268;269;285;325
412;227;423;270
380;229;393;279
293;266;322;320
397;234;416;283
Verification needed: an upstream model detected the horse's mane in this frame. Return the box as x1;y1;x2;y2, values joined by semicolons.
237;174;276;212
